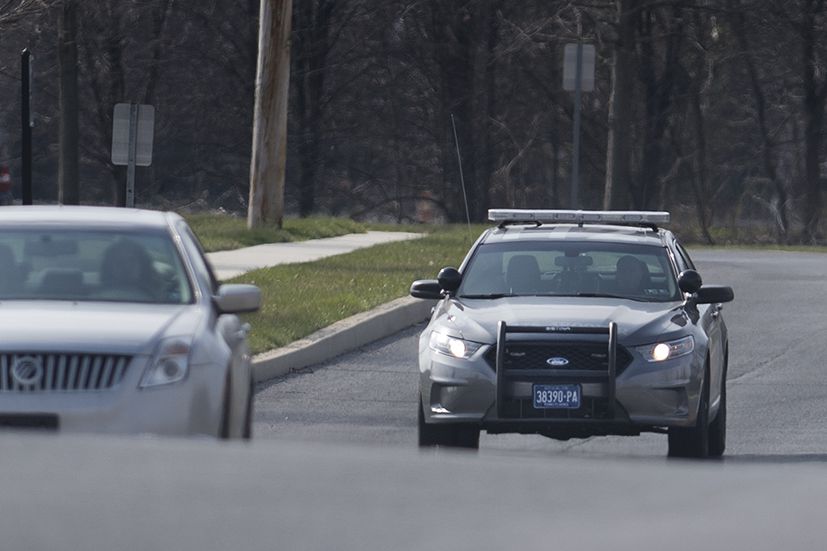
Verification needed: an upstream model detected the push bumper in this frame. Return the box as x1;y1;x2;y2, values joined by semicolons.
422;322;703;437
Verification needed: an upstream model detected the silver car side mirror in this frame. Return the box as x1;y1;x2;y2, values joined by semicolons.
214;284;261;314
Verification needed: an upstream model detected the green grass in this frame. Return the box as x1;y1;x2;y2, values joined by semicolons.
232;225;487;354
364;222;431;233
185;213;367;252
688;243;827;253
213;215;827;355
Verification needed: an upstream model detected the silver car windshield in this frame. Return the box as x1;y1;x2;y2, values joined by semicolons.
458;241;680;302
0;229;193;304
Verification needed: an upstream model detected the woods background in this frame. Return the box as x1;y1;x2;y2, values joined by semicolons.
0;0;825;243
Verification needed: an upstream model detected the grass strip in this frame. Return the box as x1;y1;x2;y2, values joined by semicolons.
185;213;368;252
232;225;487;355
218;216;827;354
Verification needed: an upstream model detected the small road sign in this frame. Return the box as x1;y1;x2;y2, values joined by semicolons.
111;103;154;208
563;43;595;92
111;103;154;167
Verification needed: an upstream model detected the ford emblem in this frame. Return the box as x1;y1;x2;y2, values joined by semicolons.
546;357;570;367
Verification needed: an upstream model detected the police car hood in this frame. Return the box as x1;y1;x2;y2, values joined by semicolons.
436;296;690;346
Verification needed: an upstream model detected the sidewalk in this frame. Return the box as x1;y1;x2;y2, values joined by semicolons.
207;231;422;280
205;230;433;382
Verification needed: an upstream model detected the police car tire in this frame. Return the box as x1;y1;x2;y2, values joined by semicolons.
668;365;710;459
418;396;480;449
418;397;450;447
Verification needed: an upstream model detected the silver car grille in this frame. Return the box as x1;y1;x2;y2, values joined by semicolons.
0;354;131;393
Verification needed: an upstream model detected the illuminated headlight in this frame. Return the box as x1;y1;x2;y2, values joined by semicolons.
637;336;694;362
429;331;482;359
140;337;192;387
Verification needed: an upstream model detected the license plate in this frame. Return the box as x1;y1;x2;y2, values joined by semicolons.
533;384;581;409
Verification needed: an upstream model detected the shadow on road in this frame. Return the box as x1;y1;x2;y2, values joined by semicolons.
722;454;827;464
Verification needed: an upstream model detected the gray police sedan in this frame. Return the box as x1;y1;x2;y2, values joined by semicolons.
0;206;260;439
411;210;734;458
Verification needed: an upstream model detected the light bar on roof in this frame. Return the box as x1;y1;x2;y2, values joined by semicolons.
488;209;670;225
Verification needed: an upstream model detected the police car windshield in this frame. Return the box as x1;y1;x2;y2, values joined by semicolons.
458;241;680;302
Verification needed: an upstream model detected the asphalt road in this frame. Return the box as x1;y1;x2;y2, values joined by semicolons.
254;249;827;461
4;250;827;551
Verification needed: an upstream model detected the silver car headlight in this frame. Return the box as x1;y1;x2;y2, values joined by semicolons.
636;335;694;362
429;330;483;359
140;337;192;388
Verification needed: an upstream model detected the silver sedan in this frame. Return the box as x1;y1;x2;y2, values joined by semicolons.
0;206;261;439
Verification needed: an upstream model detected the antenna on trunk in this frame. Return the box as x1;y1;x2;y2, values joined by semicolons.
450;113;472;237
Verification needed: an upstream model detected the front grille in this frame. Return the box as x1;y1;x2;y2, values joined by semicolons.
0;353;131;393
485;343;633;374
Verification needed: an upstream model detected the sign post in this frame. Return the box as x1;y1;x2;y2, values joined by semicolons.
21;49;33;205
563;43;595;210
111;103;154;207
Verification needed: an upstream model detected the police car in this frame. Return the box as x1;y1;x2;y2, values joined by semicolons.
411;210;734;458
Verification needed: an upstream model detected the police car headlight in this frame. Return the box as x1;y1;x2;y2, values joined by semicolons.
637;336;694;362
429;331;482;359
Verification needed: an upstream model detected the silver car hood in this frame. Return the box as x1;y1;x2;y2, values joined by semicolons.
0;301;202;355
436;297;690;346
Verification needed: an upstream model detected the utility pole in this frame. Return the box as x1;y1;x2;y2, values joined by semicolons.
248;0;292;229
59;0;80;205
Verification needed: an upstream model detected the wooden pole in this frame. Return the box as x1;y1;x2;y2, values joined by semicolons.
248;0;292;229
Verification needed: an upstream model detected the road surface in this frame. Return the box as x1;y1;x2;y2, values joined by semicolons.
3;249;827;551
254;250;827;461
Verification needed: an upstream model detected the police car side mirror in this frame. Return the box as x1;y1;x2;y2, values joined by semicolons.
410;280;442;300
437;267;462;293
678;270;703;294
695;285;734;304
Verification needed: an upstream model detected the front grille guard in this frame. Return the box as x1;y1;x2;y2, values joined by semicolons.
495;321;618;420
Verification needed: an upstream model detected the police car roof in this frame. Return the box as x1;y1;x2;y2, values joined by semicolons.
481;223;669;247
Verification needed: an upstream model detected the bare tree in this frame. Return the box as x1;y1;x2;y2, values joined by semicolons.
0;0;52;24
603;0;636;210
58;0;79;205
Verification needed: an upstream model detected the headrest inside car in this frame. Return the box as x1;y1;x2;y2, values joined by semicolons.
554;255;593;268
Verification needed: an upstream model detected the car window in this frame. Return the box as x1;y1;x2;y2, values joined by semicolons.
177;222;220;295
458;241;680;301
674;241;696;271
0;228;193;304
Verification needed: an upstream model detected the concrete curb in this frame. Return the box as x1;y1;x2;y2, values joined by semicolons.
252;296;435;383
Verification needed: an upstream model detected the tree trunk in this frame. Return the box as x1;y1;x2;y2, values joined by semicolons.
689;46;714;245
432;0;495;222
636;6;681;210
800;0;825;243
248;0;293;229
58;0;79;205
295;0;333;217
474;0;498;220
731;6;789;242
603;0;636;210
141;0;174;198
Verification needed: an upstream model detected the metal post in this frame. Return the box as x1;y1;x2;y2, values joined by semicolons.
126;103;138;208
21;49;32;205
570;42;583;210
